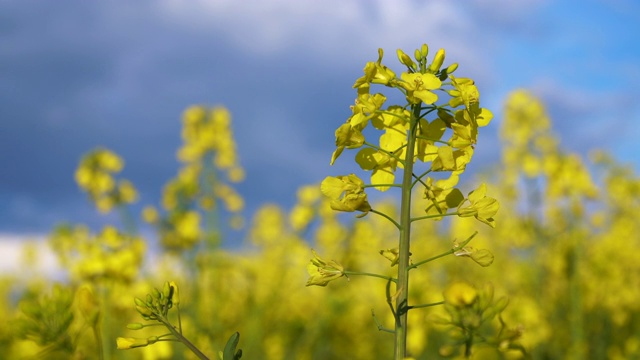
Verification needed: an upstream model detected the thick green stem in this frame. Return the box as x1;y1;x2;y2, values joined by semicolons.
394;104;420;360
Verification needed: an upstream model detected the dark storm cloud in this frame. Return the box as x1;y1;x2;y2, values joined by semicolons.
1;0;638;238
0;0;358;233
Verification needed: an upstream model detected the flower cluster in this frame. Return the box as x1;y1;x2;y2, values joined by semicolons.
49;225;145;283
117;281;180;350
75;148;138;213
145;106;245;251
436;282;524;358
323;44;497;228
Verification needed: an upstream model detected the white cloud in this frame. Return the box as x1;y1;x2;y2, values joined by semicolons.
155;1;492;62
0;234;64;279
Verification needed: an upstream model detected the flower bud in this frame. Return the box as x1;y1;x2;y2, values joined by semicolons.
162;282;171;302
117;337;148;350
428;48;446;73
127;323;144;330
396;49;416;69
446;63;459;74
420;44;429;59
152;287;161;300
414;48;422;62
135;305;153;317
169;281;180;306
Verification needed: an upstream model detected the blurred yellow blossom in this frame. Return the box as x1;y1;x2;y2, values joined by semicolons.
75;148;138;213
443;282;478;307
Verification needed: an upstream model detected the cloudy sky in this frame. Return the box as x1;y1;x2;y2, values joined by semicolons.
1;0;639;262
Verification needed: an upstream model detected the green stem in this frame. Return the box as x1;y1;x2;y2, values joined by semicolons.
374;109;411;122
156;315;209;360
411;169;431;189
408;231;477;270
371;309;395;333
465;331;473;358
393;103;420;360
92;322;104;360
410;212;458;223
343;270;397;283
177;305;183;335
370;209;401;230
408;301;444;309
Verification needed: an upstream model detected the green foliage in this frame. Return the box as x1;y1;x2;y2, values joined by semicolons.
12;284;76;358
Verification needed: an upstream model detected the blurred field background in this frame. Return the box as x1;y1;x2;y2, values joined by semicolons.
2;1;640;359
2;90;640;359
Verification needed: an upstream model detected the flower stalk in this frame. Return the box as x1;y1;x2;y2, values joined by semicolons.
394;103;420;359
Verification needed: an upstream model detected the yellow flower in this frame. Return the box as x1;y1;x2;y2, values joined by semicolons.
448;76;493;127
423;176;464;217
142;206;159;223
175;210;201;241
331;122;365;165
443;282;478;307
457;183;499;227
117;180;138;203
454;246;494;267
306;250;345;286
379;248;401;266
320;174;371;214
353;48;396;88
398;72;441;104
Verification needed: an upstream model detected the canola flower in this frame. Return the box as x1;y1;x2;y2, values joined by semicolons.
146;106;246;251
310;43;507;360
75;148;138;213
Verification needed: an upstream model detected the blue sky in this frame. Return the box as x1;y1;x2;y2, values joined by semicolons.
1;0;639;254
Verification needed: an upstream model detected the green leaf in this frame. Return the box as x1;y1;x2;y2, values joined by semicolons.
223;332;242;360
